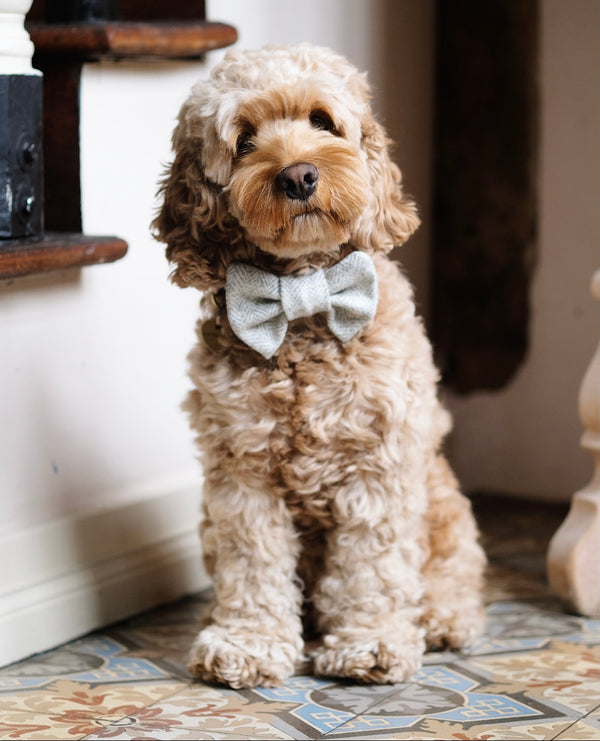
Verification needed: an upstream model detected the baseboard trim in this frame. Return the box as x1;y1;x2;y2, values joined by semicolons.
0;486;209;667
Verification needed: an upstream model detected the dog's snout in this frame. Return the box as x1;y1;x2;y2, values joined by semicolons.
275;163;319;201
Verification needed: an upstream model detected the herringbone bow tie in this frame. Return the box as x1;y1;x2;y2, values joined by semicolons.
225;251;378;358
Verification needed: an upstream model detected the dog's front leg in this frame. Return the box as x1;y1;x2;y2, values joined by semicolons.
188;480;304;688
312;480;426;684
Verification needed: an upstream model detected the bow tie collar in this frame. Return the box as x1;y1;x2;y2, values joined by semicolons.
225;251;378;358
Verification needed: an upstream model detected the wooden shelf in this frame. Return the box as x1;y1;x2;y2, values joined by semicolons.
10;8;236;280
27;20;237;60
0;233;128;280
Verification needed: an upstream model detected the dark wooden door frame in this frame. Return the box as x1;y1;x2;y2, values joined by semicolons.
432;0;539;393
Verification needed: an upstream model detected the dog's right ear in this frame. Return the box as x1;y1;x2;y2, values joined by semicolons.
152;102;236;291
354;114;421;254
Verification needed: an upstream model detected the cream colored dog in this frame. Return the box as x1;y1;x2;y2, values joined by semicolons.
154;43;485;689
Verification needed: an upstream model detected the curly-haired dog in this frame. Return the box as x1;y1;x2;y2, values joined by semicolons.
153;43;486;689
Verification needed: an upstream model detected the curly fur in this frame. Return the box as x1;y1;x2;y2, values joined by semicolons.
153;43;486;689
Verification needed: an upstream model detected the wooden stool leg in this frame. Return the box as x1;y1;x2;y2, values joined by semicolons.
547;270;600;617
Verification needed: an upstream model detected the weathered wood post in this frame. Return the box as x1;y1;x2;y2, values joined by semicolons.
0;0;43;238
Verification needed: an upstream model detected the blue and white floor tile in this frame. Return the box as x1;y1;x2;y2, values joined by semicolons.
1;496;598;740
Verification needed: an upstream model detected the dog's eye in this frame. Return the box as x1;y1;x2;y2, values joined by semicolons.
309;110;335;133
236;132;255;157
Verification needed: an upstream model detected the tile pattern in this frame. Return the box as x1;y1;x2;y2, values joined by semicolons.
1;495;599;740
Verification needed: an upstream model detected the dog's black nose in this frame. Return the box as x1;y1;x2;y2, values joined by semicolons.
275;163;319;201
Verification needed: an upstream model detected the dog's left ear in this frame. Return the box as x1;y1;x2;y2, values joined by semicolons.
354;115;421;253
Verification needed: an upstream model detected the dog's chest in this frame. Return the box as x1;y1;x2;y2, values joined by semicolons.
251;352;379;527
235;346;393;495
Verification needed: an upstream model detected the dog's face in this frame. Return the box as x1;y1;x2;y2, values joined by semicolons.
225;85;370;257
154;44;420;288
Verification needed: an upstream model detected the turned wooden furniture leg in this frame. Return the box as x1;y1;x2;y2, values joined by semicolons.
547;270;600;617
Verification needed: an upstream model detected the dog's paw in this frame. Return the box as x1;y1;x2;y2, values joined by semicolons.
422;601;485;651
188;625;300;688
312;627;425;684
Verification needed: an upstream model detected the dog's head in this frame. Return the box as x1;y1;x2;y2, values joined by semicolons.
153;43;420;290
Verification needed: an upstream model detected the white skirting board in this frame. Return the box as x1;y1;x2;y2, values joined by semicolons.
0;485;209;668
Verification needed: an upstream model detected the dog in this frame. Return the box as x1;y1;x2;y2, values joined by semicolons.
153;43;486;689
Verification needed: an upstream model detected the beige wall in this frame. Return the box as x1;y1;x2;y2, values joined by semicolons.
445;0;600;501
371;0;435;320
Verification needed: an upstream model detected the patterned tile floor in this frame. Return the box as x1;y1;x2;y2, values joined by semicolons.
1;495;599;740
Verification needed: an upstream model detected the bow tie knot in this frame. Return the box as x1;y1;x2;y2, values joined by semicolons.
225;251;378;358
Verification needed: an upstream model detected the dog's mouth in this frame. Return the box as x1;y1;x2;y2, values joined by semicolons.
291;207;320;221
255;206;352;257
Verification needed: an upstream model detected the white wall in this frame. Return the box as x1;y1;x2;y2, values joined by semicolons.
445;0;600;501
0;60;211;664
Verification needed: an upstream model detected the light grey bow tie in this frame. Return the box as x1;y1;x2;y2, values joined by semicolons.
225;251;378;358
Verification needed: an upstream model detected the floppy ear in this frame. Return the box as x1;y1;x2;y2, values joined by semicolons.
353;115;421;253
152;103;238;291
